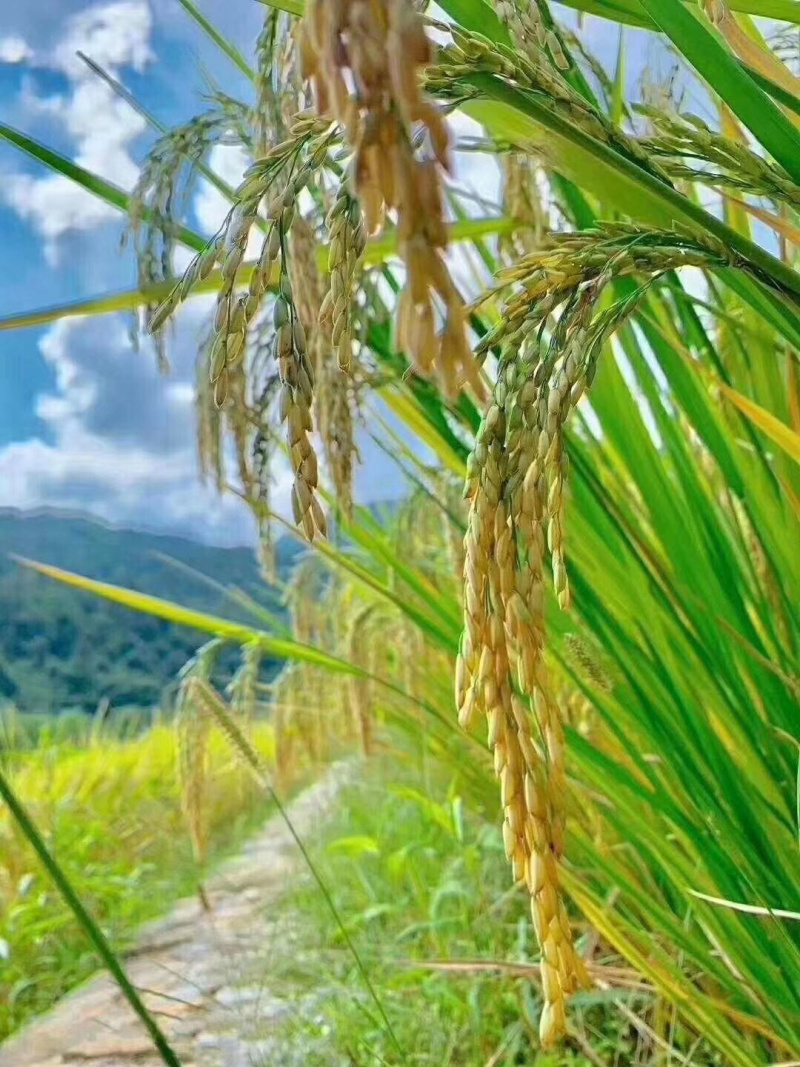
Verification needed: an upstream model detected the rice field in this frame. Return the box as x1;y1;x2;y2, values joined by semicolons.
0;721;274;1038
0;0;798;1064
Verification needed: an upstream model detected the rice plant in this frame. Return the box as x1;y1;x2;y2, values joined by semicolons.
0;721;274;1040
1;0;799;1063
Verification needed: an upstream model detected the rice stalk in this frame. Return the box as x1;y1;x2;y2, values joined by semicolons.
175;640;221;875
252;8;300;155
347;604;379;757
639;107;800;207
453;213;798;1043
195;328;226;493
321;182;366;373
127;110;230;368
433;26;671;185
290;214;358;517
251;371;281;579
498;0;570;72
457;340;591;1043
158;119;334;542
229;640;262;726
499;153;547;260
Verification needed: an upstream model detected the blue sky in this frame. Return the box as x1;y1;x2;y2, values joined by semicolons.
0;0;275;544
0;1;676;545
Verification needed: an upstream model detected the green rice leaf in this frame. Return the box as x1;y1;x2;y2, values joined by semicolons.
0;217;511;333
719;384;800;463
175;0;256;83
637;0;800;183
0;123;206;252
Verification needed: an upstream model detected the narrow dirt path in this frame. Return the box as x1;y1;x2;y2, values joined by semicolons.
0;765;349;1067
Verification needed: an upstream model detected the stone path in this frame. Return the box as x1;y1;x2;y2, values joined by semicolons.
0;765;350;1067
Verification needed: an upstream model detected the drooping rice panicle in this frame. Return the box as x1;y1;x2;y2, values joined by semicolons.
638;107;800;208
252;8;299;155
347;603;379;757
274;219;326;542
190;675;273;787
500;153;547;260
251;371;281;579
497;0;570;72
300;0;485;400
195;329;225;494
127;110;229;368
174;640;222;871
290;215;358;516
320;182;367;373
433;26;672;187
454;216;792;1043
228;640;262;725
147;116;332;342
149;117;335;542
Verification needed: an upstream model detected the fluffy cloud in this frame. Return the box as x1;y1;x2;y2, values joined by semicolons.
0;36;34;64
0;8;289;547
51;0;153;76
0;307;275;545
193;143;250;236
1;1;152;260
0;0;413;544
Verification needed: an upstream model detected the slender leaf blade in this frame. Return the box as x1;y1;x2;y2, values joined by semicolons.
637;0;800;182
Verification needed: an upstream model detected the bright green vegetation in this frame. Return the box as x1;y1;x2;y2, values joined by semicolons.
0;722;274;1038
270;760;648;1066
0;1;798;1065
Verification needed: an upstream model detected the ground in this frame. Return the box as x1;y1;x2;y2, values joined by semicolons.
0;765;350;1067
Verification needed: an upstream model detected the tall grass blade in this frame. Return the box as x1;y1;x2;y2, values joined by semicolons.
0;124;205;252
0;767;182;1067
0;217;512;332
560;0;800;26
719;384;800;462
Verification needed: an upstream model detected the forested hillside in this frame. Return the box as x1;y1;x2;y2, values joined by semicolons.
0;510;295;713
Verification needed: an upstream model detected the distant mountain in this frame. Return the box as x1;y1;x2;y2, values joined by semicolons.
0;509;301;714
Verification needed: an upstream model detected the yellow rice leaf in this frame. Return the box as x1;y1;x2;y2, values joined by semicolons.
720;384;800;464
730;199;800;249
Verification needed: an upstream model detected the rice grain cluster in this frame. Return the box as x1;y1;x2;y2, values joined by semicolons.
455;221;764;1043
300;0;484;398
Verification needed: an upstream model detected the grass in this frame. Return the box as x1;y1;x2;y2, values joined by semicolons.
263;755;733;1066
0;720;274;1039
0;0;798;1063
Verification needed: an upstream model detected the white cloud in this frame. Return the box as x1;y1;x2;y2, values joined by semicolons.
0;0;411;542
193;143;249;236
1;1;153;260
52;0;153;76
0;309;274;545
0;433;256;544
0;36;33;64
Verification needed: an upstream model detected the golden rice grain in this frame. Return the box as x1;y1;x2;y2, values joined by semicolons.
454;222;752;1041
301;0;484;400
174;641;221;873
290;215;358;517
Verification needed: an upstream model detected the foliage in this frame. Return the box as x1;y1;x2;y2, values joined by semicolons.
0;705;152;750
270;760;650;1066
1;0;799;1064
0;721;274;1039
